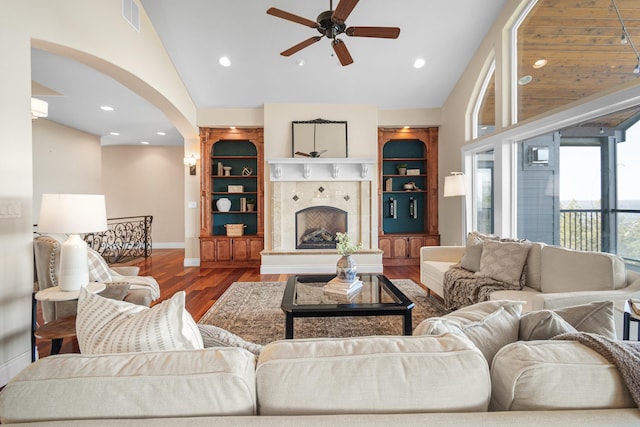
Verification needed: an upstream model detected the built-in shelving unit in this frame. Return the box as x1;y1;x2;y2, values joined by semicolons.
378;128;440;266
200;128;264;268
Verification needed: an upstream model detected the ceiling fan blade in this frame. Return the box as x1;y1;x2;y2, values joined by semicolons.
332;38;354;66
267;7;317;28
295;151;312;157
332;0;359;25
280;36;323;57
346;26;400;39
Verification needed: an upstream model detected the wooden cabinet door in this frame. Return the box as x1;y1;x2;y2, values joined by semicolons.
248;238;263;261
392;236;409;258
215;238;232;261
231;238;249;261
379;237;392;259
200;239;215;262
408;236;424;259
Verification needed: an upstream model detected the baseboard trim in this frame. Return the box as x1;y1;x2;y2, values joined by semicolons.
184;258;200;267
153;242;185;249
0;350;30;387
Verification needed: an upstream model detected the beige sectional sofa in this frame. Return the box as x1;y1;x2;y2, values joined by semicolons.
1;332;639;425
421;241;640;336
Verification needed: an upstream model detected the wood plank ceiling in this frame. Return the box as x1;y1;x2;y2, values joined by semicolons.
481;0;640;129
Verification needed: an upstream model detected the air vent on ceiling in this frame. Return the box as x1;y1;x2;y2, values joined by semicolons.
122;0;140;32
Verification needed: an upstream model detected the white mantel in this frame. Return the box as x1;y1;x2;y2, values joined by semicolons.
267;158;376;181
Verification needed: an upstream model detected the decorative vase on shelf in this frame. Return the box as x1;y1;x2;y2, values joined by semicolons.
336;255;357;283
216;197;231;212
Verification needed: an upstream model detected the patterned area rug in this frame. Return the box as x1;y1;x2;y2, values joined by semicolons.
198;280;447;345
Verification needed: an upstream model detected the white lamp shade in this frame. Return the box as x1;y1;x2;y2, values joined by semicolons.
38;194;108;234
444;173;466;197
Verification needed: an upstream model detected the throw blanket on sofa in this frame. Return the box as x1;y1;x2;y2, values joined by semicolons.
553;332;640;408
443;265;520;310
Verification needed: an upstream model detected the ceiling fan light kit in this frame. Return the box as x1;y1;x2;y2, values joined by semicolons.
267;0;400;66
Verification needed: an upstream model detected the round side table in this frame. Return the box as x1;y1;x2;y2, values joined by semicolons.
34;283;106;356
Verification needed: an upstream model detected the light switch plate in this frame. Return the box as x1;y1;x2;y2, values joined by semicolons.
0;201;21;218
188;201;197;209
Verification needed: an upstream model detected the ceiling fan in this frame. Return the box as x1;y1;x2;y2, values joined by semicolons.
267;0;400;66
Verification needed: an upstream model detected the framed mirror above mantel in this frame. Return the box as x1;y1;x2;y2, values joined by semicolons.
292;118;348;158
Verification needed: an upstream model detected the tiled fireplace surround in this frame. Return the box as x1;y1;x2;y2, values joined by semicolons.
260;158;383;274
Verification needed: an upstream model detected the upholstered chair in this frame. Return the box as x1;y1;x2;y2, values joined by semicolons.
33;235;159;323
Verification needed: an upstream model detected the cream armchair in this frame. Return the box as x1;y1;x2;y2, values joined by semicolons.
33;235;158;323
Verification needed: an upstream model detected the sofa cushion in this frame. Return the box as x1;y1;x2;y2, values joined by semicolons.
523;242;544;291
198;324;263;356
0;348;257;423
490;340;635;411
540;246;627;292
414;300;524;364
255;334;490;415
76;287;203;354
519;300;617;340
475;240;531;287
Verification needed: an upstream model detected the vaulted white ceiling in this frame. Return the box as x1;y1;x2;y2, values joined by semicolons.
30;0;507;146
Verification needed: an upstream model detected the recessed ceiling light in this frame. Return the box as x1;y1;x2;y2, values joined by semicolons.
109;132;120;136
219;56;231;67
413;58;426;69
140;141;149;145
100;105;114;111
156;131;166;136
533;59;547;69
229;126;236;130
295;58;305;67
518;75;533;85
403;126;411;129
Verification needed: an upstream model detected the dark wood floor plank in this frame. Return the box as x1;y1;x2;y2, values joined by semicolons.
35;249;423;358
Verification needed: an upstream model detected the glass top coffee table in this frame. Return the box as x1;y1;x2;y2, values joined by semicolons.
281;274;415;339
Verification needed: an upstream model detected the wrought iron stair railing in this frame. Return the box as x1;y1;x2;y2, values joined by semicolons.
84;215;153;264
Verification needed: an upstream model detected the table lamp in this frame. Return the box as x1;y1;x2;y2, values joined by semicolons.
37;194;108;291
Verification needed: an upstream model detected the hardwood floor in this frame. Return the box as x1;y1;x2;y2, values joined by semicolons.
34;249;424;358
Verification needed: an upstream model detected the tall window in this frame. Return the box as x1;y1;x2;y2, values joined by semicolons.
474;150;494;234
473;61;496;138
616;121;640;263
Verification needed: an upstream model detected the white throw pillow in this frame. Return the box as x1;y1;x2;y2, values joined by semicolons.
77;287;203;354
475;240;531;287
414;300;524;364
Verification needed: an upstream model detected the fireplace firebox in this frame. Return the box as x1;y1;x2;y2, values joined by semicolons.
295;206;347;249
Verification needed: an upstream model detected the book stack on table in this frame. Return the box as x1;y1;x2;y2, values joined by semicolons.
324;276;363;297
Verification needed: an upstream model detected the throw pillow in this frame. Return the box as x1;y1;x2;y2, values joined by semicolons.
77;288;203;354
459;232;499;272
414;300;524;364
197;324;263;356
520;300;616;340
87;248;112;282
475;240;531;287
97;282;130;301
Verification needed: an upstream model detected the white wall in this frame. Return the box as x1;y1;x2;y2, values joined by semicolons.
102;145;185;246
32;119;102;220
0;26;33;386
